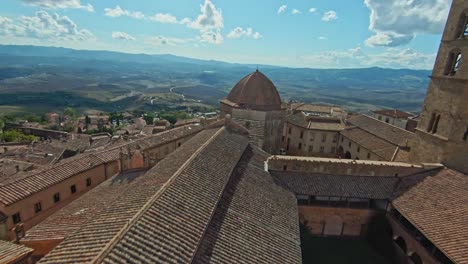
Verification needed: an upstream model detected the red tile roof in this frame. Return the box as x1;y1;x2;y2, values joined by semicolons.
393;169;468;264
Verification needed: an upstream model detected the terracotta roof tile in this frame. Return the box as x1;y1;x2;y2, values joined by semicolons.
372;109;414;119
393;169;468;264
347;115;414;147
271;171;398;199
340;127;398;160
0;240;33;264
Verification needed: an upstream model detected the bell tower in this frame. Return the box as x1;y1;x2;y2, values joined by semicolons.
410;0;468;173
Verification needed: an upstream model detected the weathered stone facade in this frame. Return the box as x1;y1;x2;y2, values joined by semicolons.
409;0;468;174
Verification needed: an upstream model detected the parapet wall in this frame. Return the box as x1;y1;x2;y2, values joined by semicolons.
268;156;428;177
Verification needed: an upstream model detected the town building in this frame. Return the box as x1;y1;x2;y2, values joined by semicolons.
372;109;415;130
282;112;345;157
338;115;414;162
288;103;347;119
220;70;284;154
0;125;202;241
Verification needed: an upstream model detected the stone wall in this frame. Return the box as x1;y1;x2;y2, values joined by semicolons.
268;156;425;177
299;206;378;237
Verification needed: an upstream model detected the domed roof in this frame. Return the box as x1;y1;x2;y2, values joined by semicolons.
223;70;282;111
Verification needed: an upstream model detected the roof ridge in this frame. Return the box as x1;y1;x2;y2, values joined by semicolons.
90;126;226;264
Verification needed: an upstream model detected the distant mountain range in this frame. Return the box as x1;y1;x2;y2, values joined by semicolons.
0;45;431;114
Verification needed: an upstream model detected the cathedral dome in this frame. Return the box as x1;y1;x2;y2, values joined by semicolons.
223;70;282;111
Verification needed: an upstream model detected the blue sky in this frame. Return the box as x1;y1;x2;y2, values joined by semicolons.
0;0;452;69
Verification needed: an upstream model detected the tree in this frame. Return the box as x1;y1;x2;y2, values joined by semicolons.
0;130;38;142
143;113;156;125
64;107;77;119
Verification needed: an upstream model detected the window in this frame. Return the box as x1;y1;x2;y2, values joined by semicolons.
34;202;42;213
70;184;77;194
385;118;390;123
282;136;285;142
459;15;468;38
378;116;382;120
319;146;325;153
86;178;92;187
298;143;302;150
286;138;290;151
53;192;60;203
12;212;21;224
357;147;360;153
427;112;441;134
300;131;304;139
283;165;287;171
341;137;344;143
288;127;292;134
464;125;468;141
331;147;336;154
177;142;181;147
447;52;462;76
332;135;338;143
321;134;326;142
367;153;371;159
310;133;315;141
348;142;351;147
309;145;313;152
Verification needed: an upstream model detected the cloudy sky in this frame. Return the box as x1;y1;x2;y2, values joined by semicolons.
0;0;452;69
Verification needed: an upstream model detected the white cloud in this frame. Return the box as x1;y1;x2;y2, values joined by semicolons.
292;9;301;15
189;0;224;44
298;47;435;69
309;8;317;13
21;0;94;12
227;27;262;39
104;5;145;19
148;35;192;46
364;0;449;47
322;11;337;21
277;5;287;14
150;13;178;24
112;31;135;41
318;36;327;40
0;11;94;41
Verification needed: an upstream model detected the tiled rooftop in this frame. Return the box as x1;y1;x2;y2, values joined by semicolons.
0;240;34;263
271;170;398;199
346;115;414;147
393;169;468;264
38;127;301;264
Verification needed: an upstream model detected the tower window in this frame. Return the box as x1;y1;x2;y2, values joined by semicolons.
463;125;468;141
288;127;292;134
300;131;304;139
432;114;441;134
459;14;468;38
447;52;462;76
298;143;302;150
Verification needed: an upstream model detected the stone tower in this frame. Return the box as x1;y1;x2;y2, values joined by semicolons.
410;0;468;173
220;70;284;154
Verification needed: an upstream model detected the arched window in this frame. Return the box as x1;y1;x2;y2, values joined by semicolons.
409;252;423;264
395;236;407;253
458;11;468;38
446;52;462;76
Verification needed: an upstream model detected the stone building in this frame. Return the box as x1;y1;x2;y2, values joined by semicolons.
220;70;284;154
288;103;347;119
338;115;414;162
24;125;301;263
372;109;415;130
409;0;468;174
0;125;202;241
282;112;345;157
